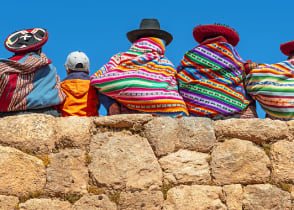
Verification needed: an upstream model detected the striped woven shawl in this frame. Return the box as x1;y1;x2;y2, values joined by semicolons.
246;59;294;120
177;41;251;117
0;53;65;112
90;37;188;117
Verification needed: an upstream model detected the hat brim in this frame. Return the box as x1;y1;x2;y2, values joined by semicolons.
127;29;173;46
280;41;294;56
193;25;239;47
5;28;49;54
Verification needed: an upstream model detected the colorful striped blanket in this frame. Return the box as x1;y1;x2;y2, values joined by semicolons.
246;59;294;120
177;41;251;117
0;53;66;112
90;37;188;117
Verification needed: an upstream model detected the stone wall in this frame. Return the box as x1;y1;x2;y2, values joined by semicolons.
0;114;293;209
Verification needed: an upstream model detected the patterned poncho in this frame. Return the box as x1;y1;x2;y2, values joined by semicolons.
91;37;188;116
0;53;65;112
246;59;294;120
177;39;251;117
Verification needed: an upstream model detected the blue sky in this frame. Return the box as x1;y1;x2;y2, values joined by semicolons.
1;0;293;117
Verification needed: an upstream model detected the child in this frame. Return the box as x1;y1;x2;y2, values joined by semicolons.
59;51;98;117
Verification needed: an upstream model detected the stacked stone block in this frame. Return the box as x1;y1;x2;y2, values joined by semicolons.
0;114;293;209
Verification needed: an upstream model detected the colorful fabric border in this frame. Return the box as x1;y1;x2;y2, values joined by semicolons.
0;53;65;112
91;37;188;117
246;59;294;120
177;41;251;117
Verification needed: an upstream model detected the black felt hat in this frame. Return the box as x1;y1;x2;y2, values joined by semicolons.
127;19;173;46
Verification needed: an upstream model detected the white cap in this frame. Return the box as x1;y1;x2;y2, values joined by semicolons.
65;51;89;72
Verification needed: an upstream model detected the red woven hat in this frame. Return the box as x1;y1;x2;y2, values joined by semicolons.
280;41;294;56
193;24;240;46
5;28;49;53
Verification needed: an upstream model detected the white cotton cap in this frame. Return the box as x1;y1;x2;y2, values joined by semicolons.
65;51;89;72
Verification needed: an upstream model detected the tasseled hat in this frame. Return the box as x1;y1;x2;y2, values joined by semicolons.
193;24;240;46
127;19;173;46
4;28;49;54
280;41;294;56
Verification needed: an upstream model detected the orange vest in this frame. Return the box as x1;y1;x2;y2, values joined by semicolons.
59;77;98;117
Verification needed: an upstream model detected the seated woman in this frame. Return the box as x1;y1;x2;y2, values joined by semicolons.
246;41;294;120
91;19;188;117
177;24;257;119
0;28;66;117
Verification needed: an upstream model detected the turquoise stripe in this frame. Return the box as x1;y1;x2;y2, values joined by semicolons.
261;103;294;112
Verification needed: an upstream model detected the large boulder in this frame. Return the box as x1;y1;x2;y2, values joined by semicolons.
144;117;216;157
0;146;46;196
159;150;211;185
119;191;163;210
213;118;288;144
211;139;270;185
19;198;72;210
163;185;226;210
243;184;291;210
223;184;243;210
0;114;57;154
0;195;19;210
94;114;153;128
89;132;162;191
45;149;88;195
73;194;117;210
144;117;179;157
55;117;95;150
271;140;294;183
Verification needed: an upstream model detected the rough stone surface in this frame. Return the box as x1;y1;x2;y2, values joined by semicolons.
271;140;294;183
213;118;289;144
0;114;56;154
55;117;95;150
177;117;216;152
89;132;162;191
144;117;216;157
0;146;46;196
159;150;211;185
223;184;243;210
46;149;88;195
19;198;72;210
0;195;19;210
286;120;294;135
94;114;153;128
211;139;271;185
163;185;226;210
2;113;294;208
243;184;291;210
73;194;117;210
144;117;179;157
119;191;163;210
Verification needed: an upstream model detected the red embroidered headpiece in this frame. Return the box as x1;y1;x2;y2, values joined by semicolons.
5;28;49;53
280;41;294;56
193;24;239;46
